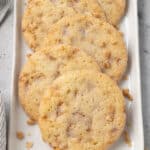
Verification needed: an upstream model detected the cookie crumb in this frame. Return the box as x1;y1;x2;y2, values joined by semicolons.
26;142;33;149
16;131;24;140
27;118;36;125
123;130;132;147
122;89;133;101
27;132;31;136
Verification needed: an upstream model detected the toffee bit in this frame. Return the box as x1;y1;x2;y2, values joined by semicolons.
111;40;118;45
123;75;128;81
27;118;36;125
107;29;112;34
26;53;32;58
104;51;111;59
103;62;111;69
122;89;133;101
100;41;106;48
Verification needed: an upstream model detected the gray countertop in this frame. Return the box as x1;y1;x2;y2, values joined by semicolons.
0;0;149;148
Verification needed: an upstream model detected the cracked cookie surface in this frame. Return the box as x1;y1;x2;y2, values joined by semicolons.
42;15;127;81
39;70;126;150
22;0;106;51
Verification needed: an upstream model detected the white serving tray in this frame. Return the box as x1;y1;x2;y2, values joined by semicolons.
8;0;144;149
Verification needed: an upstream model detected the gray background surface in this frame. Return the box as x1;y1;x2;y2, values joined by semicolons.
0;0;149;148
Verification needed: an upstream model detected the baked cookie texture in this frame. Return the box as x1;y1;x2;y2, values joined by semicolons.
18;45;100;121
39;70;126;150
42;15;127;81
97;0;126;25
22;0;106;51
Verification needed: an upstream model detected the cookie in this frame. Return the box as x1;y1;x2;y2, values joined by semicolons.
22;0;106;51
42;15;127;81
39;70;126;150
97;0;126;25
18;45;100;121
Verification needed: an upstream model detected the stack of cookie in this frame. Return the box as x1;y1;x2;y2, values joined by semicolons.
19;0;127;149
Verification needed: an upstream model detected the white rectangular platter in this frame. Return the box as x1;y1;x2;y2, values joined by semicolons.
8;0;144;149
